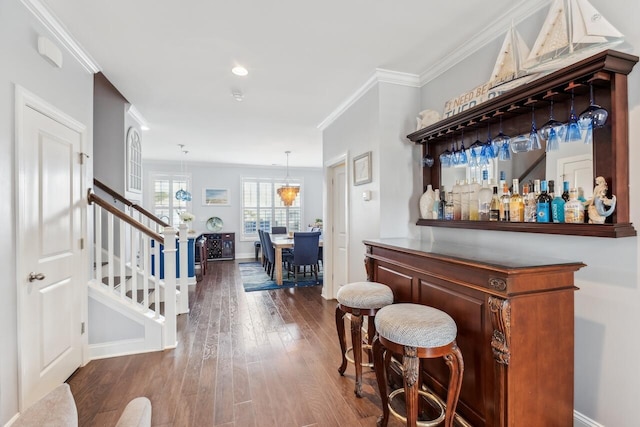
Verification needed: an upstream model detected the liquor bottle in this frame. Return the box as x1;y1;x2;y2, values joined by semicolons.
460;180;470;220
509;178;524;222
564;188;585;223
452;180;461;220
499;181;510;221
533;179;541;198
438;186;446;220
536;180;552;223
523;182;537;222
432;189;440;220
478;170;492;221
444;191;454;220
469;178;481;221
577;187;588;223
489;186;500;221
561;181;570;202
551;182;566;223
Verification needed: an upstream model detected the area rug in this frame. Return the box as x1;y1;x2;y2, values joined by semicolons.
239;261;323;292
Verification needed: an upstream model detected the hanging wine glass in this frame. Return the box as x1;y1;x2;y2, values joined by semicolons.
450;137;460;166
579;82;609;129
529;105;541;151
458;130;468;165
468;129;483;167
421;141;434;168
439;147;452;168
480;122;494;165
494;115;511;161
540;99;562;151
564;90;583;143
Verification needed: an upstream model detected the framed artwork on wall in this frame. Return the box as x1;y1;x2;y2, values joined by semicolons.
203;188;230;206
353;151;372;186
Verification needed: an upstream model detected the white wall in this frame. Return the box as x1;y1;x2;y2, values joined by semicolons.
143;160;323;258
0;0;94;423
322;82;421;289
418;1;640;425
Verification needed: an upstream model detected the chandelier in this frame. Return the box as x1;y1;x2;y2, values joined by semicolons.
175;144;192;202
277;151;300;207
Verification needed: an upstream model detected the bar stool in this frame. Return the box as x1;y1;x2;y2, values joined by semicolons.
336;281;394;397
373;303;464;427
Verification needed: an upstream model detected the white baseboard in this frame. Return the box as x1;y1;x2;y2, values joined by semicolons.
3;413;20;427
574;410;604;427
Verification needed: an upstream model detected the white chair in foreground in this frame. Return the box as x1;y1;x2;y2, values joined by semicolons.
13;384;151;427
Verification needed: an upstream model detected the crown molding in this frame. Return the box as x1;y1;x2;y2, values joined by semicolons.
21;0;101;74
127;105;149;130
418;0;551;85
317;68;420;130
318;0;550;131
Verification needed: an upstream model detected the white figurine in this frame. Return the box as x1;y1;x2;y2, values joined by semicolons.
584;176;616;224
416;109;441;131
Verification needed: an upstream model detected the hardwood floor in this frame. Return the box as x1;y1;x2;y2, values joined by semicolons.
68;260;404;426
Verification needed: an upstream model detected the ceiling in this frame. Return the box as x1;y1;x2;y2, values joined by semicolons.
40;0;543;168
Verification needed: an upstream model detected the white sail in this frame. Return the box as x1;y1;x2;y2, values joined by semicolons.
572;0;623;44
525;0;570;66
490;25;531;85
523;0;623;72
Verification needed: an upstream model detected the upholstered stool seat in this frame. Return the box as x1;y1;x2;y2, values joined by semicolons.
373;303;464;427
336;281;394;397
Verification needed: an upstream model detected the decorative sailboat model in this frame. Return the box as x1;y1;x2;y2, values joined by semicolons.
489;23;539;90
522;0;624;73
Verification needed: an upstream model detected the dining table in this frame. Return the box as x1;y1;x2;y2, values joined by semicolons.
271;236;323;285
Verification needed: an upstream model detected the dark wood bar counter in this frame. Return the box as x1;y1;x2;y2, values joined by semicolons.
363;238;586;427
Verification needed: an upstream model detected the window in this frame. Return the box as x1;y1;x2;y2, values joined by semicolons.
150;173;191;226
242;177;301;240
126;127;142;193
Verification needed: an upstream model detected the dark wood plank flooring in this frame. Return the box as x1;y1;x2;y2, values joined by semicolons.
68;260;404;426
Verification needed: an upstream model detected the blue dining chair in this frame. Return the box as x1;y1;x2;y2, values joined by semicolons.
262;231;277;279
283;232;321;284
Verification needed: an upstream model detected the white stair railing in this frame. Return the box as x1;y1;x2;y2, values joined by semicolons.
88;190;189;350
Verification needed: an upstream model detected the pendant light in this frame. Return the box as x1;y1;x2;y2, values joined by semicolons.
277;151;300;207
175;144;192;202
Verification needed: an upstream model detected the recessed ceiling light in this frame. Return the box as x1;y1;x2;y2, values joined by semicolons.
232;66;248;76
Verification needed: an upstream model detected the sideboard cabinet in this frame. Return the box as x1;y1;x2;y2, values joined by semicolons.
364;238;585;427
201;232;235;261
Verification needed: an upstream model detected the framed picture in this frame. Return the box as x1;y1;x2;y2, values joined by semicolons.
353;151;372;186
202;188;230;206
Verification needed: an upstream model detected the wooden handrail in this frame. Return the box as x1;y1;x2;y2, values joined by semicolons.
88;189;165;243
93;178;171;228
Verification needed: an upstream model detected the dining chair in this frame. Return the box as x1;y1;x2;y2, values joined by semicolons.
283;231;321;284
272;226;287;235
262;231;277;279
258;229;267;269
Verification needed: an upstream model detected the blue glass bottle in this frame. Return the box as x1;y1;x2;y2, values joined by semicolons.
536;180;552;223
550;180;565;223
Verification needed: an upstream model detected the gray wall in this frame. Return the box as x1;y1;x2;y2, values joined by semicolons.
143;160;323;258
0;0;94;423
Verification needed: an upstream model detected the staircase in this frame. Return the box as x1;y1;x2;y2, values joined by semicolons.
87;180;190;358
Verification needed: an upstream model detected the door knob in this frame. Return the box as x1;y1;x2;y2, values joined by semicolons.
27;272;45;282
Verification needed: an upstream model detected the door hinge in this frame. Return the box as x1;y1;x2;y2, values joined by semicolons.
80;238;84;250
81;322;85;334
79;152;90;164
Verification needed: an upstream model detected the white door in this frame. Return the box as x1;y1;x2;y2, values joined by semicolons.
559;154;593;199
16;88;85;409
330;161;348;296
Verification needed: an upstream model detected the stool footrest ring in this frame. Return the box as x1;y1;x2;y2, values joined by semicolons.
388;388;445;427
345;346;374;368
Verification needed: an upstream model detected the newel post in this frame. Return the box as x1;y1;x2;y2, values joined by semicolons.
162;226;178;349
177;223;189;314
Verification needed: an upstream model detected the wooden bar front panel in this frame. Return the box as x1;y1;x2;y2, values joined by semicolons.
364;240;584;427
